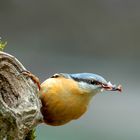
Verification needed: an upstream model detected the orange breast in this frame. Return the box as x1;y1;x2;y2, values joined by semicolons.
39;77;91;126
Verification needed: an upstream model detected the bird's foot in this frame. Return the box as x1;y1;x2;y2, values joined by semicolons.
20;70;41;90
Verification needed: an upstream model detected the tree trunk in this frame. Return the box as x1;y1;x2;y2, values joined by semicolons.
0;51;43;140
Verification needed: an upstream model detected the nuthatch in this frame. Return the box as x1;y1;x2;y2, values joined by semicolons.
22;72;122;126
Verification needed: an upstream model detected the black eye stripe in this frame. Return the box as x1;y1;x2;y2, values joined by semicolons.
51;74;60;78
71;77;101;85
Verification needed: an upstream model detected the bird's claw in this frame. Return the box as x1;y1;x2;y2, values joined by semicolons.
20;70;41;90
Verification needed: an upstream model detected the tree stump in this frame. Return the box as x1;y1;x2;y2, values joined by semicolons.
0;51;43;140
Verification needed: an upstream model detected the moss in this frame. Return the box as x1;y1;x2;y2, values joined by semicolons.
0;38;7;51
25;129;36;140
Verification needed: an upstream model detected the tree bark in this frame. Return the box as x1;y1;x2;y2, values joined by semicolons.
0;51;43;140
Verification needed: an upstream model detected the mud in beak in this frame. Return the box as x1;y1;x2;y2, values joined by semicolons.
102;81;122;92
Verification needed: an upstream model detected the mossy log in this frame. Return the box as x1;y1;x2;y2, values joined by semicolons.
0;52;43;140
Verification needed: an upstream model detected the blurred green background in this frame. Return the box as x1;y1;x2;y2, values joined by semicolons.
0;0;140;140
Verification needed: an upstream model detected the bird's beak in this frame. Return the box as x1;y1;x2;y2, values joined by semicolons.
102;81;122;92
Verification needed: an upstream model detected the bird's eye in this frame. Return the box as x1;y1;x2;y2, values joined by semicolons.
51;74;60;78
90;80;100;85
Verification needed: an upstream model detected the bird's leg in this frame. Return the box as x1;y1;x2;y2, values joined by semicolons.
20;70;41;90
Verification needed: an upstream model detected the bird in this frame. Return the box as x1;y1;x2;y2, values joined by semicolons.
22;71;122;126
